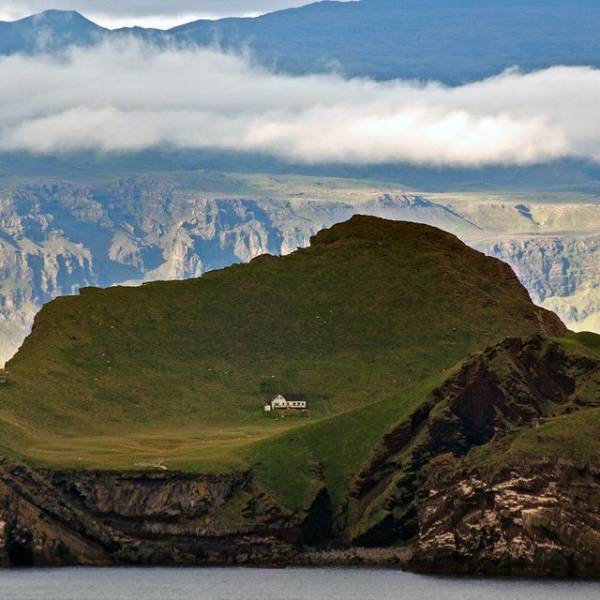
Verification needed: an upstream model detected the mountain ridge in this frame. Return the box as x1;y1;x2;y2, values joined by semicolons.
5;1;600;83
0;176;598;366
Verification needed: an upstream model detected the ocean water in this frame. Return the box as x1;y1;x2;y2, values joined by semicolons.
0;567;599;600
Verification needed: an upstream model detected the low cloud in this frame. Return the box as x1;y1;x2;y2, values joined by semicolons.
0;39;598;166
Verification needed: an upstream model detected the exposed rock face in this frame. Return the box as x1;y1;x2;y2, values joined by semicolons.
478;235;600;333
424;335;599;450
0;459;314;567
410;459;600;577
349;336;600;570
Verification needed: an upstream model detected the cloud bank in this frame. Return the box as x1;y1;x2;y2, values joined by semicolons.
0;40;598;167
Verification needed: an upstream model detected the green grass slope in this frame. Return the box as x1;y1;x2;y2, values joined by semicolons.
468;331;600;469
0;217;566;503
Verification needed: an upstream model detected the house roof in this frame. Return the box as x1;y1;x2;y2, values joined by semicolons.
281;393;306;401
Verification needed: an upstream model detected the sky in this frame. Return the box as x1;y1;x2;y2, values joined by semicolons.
1;39;599;167
0;0;339;28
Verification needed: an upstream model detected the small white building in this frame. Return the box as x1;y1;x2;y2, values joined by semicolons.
264;394;307;412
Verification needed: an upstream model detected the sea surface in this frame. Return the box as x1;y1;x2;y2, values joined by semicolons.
0;567;599;600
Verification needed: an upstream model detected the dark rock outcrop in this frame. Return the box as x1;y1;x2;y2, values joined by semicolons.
349;336;600;568
0;459;310;567
410;459;600;577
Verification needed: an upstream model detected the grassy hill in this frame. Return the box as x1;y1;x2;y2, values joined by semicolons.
0;216;566;507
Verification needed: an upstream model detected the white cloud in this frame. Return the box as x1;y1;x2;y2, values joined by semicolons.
0;39;598;166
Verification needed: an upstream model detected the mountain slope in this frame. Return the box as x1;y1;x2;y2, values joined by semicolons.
5;1;600;83
0;178;480;365
0;10;104;55
0;176;599;367
171;0;600;82
3;217;600;576
0;216;564;477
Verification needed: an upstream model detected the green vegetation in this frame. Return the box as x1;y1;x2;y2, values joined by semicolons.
465;332;600;471
0;216;566;508
247;374;447;510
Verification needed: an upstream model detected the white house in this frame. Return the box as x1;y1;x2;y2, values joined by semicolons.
264;394;307;412
271;394;290;409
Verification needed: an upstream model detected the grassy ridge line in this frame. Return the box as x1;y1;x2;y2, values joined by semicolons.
0;217;566;507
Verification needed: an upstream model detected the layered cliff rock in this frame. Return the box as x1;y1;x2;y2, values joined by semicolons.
410;458;600;577
0;459;312;567
0;217;597;575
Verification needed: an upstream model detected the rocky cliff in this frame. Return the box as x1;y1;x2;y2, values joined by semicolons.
410;458;600;577
1;334;600;575
347;335;600;575
0;459;314;567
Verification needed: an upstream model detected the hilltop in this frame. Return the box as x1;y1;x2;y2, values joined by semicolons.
0;176;599;366
3;216;600;575
0;216;564;475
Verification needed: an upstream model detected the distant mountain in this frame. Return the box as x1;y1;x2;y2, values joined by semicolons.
480;234;600;334
4;1;600;83
170;0;600;82
0;9;104;55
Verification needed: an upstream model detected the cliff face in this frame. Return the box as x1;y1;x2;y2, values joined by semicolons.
410;458;600;577
0;460;317;567
347;336;600;572
2;335;600;575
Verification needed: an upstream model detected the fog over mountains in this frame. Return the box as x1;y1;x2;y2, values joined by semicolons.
0;0;599;362
3;1;600;83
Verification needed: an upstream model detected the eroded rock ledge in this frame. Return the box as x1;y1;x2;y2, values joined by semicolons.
410;458;600;577
1;335;600;575
0;461;307;567
1;455;600;575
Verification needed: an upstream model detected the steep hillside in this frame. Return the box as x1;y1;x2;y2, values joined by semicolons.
0;178;478;365
0;217;564;478
405;333;600;576
2;217;600;575
0;176;598;366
